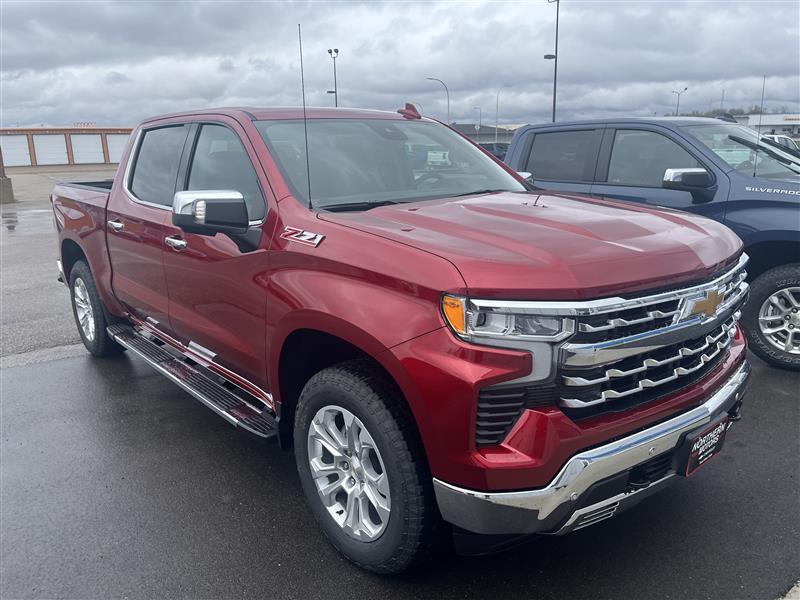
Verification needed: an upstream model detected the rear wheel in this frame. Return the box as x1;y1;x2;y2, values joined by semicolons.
69;261;124;358
741;264;800;370
294;359;436;574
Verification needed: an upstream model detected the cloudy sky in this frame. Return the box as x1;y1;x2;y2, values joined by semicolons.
2;0;798;127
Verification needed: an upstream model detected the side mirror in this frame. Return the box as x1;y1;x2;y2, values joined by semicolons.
662;168;713;189
172;190;249;235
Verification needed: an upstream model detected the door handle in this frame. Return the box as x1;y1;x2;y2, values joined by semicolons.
107;219;124;232
165;235;188;250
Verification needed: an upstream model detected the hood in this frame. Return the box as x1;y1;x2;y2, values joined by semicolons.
318;192;743;300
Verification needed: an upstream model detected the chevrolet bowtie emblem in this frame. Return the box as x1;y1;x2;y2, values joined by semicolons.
686;289;724;319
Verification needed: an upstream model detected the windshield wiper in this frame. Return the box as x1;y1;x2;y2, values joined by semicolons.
728;135;800;175
321;200;404;212
450;188;514;198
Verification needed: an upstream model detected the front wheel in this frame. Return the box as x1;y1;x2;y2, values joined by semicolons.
69;261;124;358
294;360;436;574
741;263;800;370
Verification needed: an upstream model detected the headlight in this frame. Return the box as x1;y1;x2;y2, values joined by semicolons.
441;295;573;344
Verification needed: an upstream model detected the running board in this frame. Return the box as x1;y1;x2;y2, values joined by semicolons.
107;324;277;440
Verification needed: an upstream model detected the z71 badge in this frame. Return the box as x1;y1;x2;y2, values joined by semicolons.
280;226;325;247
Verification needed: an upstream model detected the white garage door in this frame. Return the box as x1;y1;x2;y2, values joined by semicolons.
0;135;32;166
33;134;68;165
71;134;104;164
106;134;131;163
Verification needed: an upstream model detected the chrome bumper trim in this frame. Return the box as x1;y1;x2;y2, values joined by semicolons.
433;361;750;536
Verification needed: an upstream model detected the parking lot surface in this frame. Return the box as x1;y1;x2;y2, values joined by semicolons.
1;167;799;599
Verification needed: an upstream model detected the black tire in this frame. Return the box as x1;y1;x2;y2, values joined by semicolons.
741;263;800;371
68;261;125;358
294;359;437;574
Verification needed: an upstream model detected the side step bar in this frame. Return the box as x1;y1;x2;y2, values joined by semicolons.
107;324;277;440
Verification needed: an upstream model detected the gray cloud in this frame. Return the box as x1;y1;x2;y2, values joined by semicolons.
1;0;798;127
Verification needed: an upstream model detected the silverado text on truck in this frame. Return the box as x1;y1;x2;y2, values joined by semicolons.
52;107;751;573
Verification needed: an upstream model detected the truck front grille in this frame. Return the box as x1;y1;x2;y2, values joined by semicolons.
473;255;749;446
560;315;738;410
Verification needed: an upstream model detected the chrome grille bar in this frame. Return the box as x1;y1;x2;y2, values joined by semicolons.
560;314;739;409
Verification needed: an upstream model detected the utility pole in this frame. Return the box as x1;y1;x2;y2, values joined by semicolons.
720;88;725;111
474;107;482;141
327;48;339;107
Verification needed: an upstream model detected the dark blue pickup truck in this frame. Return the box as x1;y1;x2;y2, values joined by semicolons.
506;117;800;369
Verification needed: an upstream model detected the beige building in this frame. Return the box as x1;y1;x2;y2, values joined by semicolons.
0;126;133;167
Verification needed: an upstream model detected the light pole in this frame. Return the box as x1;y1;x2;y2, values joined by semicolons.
672;87;687;116
545;0;560;123
426;77;450;124
474;107;482;142
495;90;500;145
327;48;339;107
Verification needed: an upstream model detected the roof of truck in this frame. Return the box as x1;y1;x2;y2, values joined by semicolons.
519;117;733;129
141;106;424;124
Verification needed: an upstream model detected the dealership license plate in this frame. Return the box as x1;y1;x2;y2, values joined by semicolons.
684;416;729;476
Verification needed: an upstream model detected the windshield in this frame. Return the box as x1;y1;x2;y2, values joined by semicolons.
255;118;526;209
682;123;800;179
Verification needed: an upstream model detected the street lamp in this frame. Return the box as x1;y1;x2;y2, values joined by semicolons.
426;77;450;124
545;0;560;123
474;106;482;141
672;87;688;116
495;90;501;145
327;48;339;107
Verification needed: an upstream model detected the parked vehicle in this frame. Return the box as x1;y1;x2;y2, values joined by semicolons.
763;134;800;152
479;141;510;161
506;117;800;369
53;107;750;573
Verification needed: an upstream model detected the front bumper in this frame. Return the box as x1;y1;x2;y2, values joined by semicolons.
433;360;750;536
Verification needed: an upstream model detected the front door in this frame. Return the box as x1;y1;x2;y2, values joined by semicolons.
106;124;190;330
161;120;274;391
590;127;726;220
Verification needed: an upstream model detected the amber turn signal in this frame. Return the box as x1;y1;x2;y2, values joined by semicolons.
442;295;467;335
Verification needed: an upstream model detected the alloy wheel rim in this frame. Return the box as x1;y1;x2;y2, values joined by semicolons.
73;278;95;342
758;286;800;355
307;405;391;541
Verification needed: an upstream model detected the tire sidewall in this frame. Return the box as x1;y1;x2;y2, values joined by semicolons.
742;265;800;370
69;262;106;355
294;377;415;569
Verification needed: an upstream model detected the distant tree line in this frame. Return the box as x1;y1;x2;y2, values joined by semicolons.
669;105;794;117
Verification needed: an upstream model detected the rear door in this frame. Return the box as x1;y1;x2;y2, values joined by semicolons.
161;119;274;390
519;127;603;195
590;126;727;219
106;123;190;330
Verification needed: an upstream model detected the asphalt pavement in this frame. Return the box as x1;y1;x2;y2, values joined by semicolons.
1;167;799;599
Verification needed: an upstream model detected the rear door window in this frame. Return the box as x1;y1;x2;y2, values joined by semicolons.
525;130;600;181
607;130;702;187
129;125;189;206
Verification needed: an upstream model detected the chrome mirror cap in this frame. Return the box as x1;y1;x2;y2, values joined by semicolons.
172;190;244;222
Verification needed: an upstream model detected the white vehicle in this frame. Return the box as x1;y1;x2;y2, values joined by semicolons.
763;134;799;151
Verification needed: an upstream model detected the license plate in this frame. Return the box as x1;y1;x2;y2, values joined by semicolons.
684;416;729;476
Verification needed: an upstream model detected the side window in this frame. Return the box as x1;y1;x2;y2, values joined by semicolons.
607;130;701;187
129;125;188;206
525;130;598;181
187;124;266;221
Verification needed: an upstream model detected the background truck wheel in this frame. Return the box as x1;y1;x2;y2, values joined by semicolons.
741;263;800;370
68;261;125;358
294;359;436;574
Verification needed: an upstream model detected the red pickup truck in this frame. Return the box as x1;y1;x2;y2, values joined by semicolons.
52;107;751;573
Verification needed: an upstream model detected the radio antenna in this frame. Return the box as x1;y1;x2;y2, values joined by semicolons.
298;24;313;209
754;74;766;178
